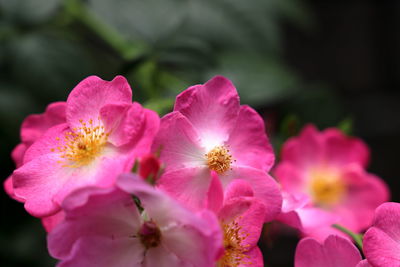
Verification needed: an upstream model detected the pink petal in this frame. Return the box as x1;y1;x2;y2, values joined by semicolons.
66;76;132;129
48;187;140;259
236;200;266;248
339;166;389;231
281;124;324;168
174;76;240;149
42;211;65;232
57;236;144;267
295;235;362;267
4;175;24;202
143;246;181;267
152;112;205;172
224;179;255;201
243;246;264;267
228;166;282;222
118;173;210;227
323;128;370;168
20;101;66;145
227;105;274;172
218;197;253;223
205;172;224;213
372;202;400;242
356;260;373;267
162;225;217;266
274;162;308;194
11;143;27;168
156;167;212;211
363;227;400;267
13;153;70;217
100;103;135;146
22;123;70;164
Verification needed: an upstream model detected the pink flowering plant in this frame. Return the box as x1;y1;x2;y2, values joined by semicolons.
4;75;396;266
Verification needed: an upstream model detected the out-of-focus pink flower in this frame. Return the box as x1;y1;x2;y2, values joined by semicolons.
295;235;363;267
363;202;400;267
4;102;67;202
277;192;343;241
153;76;281;221
48;174;223;267
138;154;161;181
12;76;159;217
274;125;389;239
213;180;266;267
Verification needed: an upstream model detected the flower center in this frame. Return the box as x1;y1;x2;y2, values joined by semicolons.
217;220;250;267
205;146;233;174
53;119;109;168
138;220;162;249
310;169;346;206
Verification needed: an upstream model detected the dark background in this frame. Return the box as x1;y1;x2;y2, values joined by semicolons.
1;0;399;266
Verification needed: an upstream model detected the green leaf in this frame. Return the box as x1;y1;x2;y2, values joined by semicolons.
0;0;61;24
207;52;300;107
8;32;94;102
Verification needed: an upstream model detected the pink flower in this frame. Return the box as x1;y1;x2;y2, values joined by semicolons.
212;179;266;267
295;235;364;267
274;125;389;239
12;76;159;217
277;192;341;241
363;202;400;267
48;174;223;267
153;76;281;221
4;102;67;202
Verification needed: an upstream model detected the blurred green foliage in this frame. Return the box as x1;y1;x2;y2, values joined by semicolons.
0;0;351;266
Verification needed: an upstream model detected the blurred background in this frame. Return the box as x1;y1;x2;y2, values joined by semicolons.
1;0;399;266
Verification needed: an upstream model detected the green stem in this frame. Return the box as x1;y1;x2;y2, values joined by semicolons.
63;0;145;61
332;224;363;250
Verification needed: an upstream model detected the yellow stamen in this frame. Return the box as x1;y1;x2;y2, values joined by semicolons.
309;169;346;206
217;220;251;267
53;119;109;168
205;146;233;174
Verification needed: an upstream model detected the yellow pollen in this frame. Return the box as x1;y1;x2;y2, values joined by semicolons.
53;119;109;168
205;146;233;174
310;169;346;206
217;220;251;267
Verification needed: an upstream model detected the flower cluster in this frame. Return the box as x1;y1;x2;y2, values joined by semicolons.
4;75;396;266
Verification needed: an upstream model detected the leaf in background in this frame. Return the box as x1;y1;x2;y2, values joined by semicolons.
207;52;299;107
0;85;37;138
0;0;61;25
8;32;94;103
284;84;346;129
87;0;187;44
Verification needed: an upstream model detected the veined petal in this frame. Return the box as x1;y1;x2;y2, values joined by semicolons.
227;105;274;172
174;76;240;149
66;76;132;129
152;112;205;172
57;236;144;267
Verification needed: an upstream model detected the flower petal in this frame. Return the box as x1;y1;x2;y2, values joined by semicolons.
56;236;144;267
156;167;212;211
363;227;400;267
281;124;324;168
20;101;66;145
323;128;370;168
143;246;181;267
152;111;205;172
295;235;362;267
48;187;140;259
174;76;240;149
66;76;132;129
227;166;282;222
13;153;70;217
227;105;274;172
